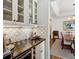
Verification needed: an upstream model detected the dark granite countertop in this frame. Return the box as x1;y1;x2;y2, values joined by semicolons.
12;38;45;58
3;48;11;58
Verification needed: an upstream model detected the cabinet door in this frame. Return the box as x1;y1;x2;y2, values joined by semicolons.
33;1;37;24
35;44;40;59
39;41;45;59
35;41;45;59
16;0;24;22
3;0;12;21
12;0;18;22
29;0;37;24
29;0;33;24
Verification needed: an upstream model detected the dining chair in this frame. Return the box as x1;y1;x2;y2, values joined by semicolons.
61;32;73;49
53;31;59;43
71;37;75;55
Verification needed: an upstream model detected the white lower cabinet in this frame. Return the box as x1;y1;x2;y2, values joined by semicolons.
35;41;45;59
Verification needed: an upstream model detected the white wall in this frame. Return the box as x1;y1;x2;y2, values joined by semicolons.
37;0;48;26
52;17;63;32
52;17;75;31
37;0;50;59
51;17;75;35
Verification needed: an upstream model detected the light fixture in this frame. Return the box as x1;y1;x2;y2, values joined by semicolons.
72;16;75;20
73;3;75;6
68;17;71;20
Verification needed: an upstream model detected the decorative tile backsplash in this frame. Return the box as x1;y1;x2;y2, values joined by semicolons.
3;26;48;43
3;28;32;42
33;26;48;39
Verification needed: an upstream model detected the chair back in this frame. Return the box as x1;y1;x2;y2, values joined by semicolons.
53;31;59;39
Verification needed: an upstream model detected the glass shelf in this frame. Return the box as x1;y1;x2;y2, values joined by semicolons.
18;0;23;7
3;0;12;11
7;0;12;3
18;13;23;16
3;8;12;13
18;5;23;9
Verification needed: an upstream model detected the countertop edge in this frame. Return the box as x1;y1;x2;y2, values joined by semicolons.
13;38;45;59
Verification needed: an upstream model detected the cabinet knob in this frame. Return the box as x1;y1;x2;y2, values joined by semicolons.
40;50;43;53
13;19;16;22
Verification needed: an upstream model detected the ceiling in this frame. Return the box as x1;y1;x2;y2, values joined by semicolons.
50;0;75;17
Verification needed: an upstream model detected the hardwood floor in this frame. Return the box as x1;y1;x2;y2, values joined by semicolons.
50;55;63;59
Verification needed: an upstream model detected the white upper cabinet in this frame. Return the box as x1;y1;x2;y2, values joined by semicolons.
3;0;38;25
3;0;24;23
33;0;37;24
29;0;37;24
3;0;48;26
3;0;12;21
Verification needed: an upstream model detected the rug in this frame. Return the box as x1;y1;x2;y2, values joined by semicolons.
50;39;75;59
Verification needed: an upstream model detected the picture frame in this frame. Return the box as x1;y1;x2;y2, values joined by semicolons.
63;20;75;31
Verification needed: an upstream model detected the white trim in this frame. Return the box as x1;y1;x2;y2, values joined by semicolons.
47;0;51;59
12;0;18;21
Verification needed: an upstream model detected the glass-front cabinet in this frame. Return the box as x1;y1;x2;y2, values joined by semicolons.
17;0;24;22
29;0;37;24
3;0;24;23
29;0;33;24
3;0;12;21
3;0;37;25
33;1;37;24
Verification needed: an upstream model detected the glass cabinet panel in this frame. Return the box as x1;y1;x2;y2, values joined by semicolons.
29;0;37;24
3;0;12;21
17;0;24;22
29;0;33;24
34;1;37;24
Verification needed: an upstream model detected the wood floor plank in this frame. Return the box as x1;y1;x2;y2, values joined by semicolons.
50;55;63;59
